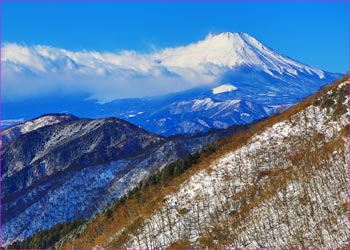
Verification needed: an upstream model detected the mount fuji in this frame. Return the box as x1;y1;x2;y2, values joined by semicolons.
3;32;341;135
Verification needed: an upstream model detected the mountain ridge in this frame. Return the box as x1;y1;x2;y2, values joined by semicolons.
2;32;341;135
156;31;327;79
59;74;349;249
2;112;244;246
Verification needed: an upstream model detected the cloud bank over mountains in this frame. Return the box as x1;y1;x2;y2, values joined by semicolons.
2;44;213;103
2;32;326;102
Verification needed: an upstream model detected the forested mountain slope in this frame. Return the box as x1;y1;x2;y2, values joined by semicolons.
61;74;349;249
2;114;237;246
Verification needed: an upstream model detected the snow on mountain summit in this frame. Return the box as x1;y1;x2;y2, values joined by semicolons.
157;32;325;79
3;32;341;136
3;32;328;81
3;31;335;102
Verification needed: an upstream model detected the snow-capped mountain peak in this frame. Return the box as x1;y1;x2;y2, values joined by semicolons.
3;31;335;103
157;32;325;79
157;32;256;68
2;32;341;136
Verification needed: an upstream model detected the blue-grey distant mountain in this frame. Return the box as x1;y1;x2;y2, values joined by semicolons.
2;32;341;135
2;113;240;246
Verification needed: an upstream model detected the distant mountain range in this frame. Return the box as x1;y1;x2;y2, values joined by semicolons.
2;32;341;135
2;31;347;248
2;113;241;246
61;75;349;249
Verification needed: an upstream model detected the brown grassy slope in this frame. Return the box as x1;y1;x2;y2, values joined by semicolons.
64;74;349;249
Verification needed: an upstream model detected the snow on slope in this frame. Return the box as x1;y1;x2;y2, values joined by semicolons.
120;79;349;248
1;114;75;146
3;32;332;103
3;32;340;136
134;97;270;136
2;114;232;246
155;32;325;79
212;84;238;94
3;32;326;80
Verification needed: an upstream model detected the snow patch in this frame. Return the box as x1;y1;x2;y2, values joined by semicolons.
212;84;238;94
191;98;219;111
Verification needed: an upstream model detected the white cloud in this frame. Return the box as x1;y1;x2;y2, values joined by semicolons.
1;41;223;103
2;32;324;102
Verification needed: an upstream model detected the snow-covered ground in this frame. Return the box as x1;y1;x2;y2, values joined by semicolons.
1;114;75;146
119;80;349;248
1;119;225;246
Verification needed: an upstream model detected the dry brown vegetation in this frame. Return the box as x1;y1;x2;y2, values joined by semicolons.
63;74;349;249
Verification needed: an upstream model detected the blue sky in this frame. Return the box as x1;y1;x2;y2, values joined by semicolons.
1;1;349;103
2;1;349;73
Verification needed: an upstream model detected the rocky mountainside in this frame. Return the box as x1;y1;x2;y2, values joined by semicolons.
2;116;162;196
1;114;77;146
1;114;238;246
62;74;349;249
3;32;341;135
